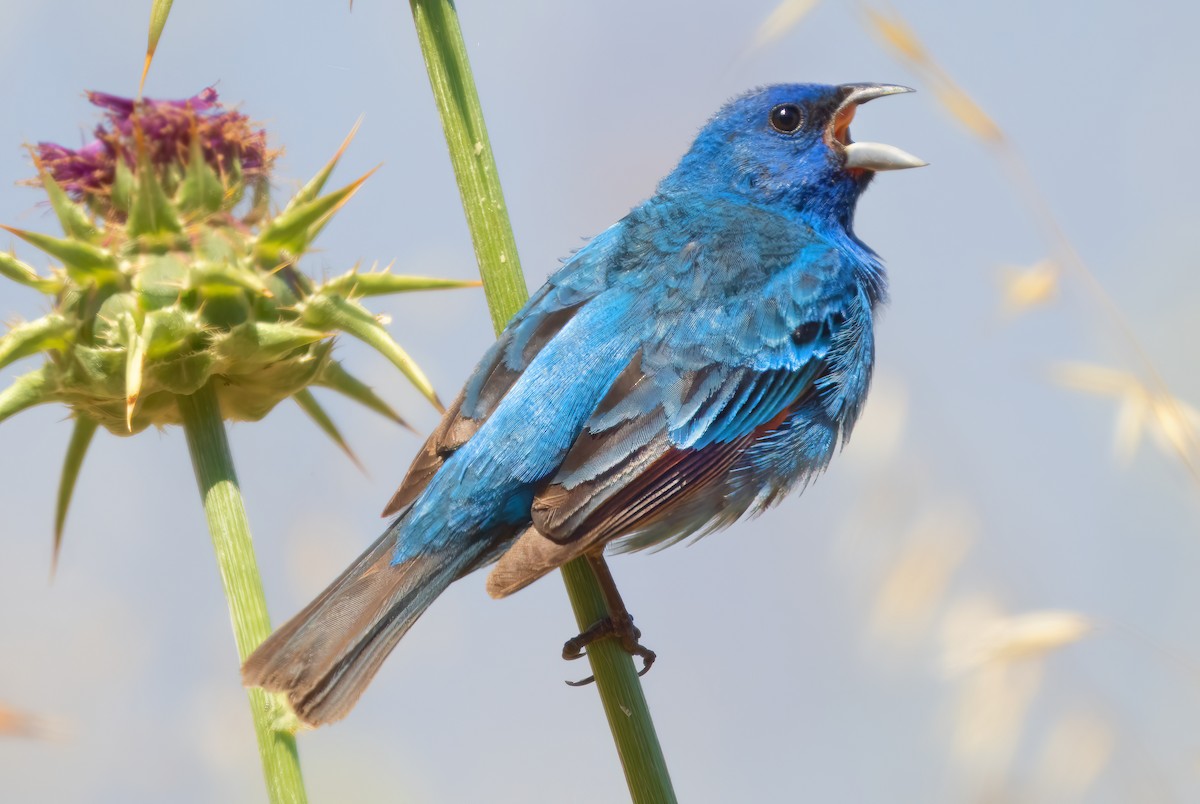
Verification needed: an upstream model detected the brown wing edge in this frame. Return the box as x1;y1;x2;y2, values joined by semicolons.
382;390;474;516
486;431;754;598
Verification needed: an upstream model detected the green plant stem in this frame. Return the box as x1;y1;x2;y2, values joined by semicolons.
178;383;308;804
408;2;676;801
408;0;528;334
559;561;676;803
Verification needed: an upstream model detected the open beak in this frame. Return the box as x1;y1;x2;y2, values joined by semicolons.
831;83;926;172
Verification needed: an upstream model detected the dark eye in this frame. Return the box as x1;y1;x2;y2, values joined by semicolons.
769;103;803;134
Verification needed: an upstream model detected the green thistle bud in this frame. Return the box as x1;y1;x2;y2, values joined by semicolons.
0;89;477;560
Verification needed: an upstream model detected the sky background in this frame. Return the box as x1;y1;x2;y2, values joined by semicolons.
2;1;1199;802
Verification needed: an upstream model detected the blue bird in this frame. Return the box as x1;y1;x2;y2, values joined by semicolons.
243;82;924;726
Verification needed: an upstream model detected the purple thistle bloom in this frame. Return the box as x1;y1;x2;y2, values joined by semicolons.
34;88;275;210
34;139;110;197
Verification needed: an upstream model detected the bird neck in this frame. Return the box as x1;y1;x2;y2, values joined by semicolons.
785;171;872;235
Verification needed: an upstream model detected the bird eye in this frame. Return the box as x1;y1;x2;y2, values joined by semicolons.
769;103;804;134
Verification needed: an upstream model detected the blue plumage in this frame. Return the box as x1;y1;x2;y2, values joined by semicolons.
243;82;923;725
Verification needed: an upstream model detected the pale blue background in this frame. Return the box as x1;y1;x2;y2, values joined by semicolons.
2;1;1198;802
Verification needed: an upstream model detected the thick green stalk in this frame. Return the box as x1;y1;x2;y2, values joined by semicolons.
178;383;308;804
408;2;676;801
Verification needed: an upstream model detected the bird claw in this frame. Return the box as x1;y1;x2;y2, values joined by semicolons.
562;613;656;686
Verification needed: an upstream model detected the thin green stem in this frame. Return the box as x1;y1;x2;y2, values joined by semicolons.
560;560;677;803
407;2;676;801
178;383;308;804
408;0;528;332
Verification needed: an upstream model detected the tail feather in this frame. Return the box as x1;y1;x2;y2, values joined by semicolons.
486;525;594;599
242;526;486;727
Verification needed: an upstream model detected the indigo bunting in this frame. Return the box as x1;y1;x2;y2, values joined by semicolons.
243;82;924;726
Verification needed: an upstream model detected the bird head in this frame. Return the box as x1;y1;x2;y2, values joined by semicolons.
662;83;924;228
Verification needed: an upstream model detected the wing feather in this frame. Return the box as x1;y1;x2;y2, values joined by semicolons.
382;275;607;516
529;341;828;546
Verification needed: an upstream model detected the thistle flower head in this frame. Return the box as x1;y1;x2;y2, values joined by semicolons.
35;88;274;220
0;90;476;561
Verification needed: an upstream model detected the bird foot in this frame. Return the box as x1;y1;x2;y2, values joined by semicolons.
562;613;656;686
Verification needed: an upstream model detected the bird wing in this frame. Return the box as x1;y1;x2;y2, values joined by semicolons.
531;326;832;547
382;225;623;516
485;334;836;597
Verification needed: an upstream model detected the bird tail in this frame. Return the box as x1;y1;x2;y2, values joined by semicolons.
242;524;488;727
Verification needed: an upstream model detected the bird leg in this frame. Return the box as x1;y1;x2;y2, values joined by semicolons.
563;552;656;686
